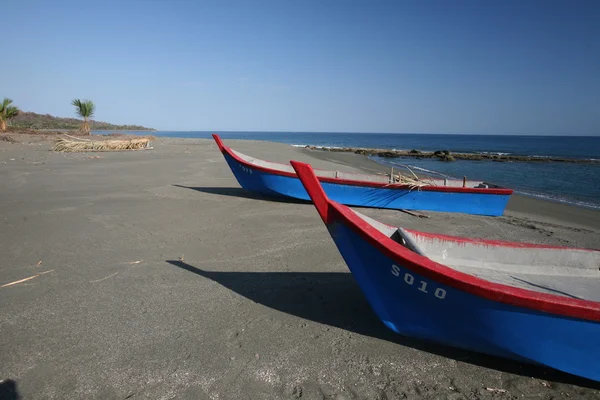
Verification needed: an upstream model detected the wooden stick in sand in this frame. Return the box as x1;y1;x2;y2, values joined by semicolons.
400;209;430;219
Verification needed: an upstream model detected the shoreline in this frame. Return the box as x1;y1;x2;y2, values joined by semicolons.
109;132;599;211
91;131;599;163
3;133;599;224
301;144;600;229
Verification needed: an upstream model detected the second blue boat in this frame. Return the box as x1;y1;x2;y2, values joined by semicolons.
213;134;513;216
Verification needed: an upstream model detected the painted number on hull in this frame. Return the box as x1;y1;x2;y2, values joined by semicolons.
391;265;447;299
240;165;253;174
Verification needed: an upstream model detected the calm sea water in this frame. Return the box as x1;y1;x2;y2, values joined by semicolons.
124;131;600;209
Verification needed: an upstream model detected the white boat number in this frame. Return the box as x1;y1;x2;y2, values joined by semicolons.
240;165;253;174
391;264;447;299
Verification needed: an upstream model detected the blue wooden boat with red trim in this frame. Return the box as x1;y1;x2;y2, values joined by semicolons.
213;134;513;216
290;160;600;382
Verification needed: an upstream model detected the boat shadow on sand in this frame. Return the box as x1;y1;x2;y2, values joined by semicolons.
173;185;309;204
166;260;600;389
174;185;415;209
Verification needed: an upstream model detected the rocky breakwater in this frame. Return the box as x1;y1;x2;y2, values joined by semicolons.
303;146;599;164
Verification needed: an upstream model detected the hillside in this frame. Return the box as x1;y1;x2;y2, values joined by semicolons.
10;111;154;131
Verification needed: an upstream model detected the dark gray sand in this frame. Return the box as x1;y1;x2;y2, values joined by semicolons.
0;136;599;399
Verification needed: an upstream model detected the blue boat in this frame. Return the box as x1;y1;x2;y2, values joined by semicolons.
213;134;513;216
290;160;600;382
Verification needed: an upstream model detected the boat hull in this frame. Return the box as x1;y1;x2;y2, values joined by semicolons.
329;220;600;382
223;153;511;216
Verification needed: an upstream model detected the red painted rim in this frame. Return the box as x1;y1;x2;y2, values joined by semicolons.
405;229;597;251
212;134;514;195
290;160;600;323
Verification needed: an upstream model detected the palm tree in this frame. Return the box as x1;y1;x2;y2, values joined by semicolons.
0;98;19;132
71;99;95;134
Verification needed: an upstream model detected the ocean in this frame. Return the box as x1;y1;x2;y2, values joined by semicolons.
129;131;600;210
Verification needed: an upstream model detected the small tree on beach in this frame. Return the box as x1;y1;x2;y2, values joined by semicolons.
71;99;95;134
0;98;20;132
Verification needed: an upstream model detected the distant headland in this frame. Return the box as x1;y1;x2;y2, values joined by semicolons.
9;111;154;131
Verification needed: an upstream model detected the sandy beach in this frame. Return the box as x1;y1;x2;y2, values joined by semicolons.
0;135;599;399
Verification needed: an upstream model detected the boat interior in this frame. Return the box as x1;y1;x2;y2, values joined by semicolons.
231;149;493;188
352;209;600;302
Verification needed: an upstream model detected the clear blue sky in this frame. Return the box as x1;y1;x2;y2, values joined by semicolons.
4;0;599;135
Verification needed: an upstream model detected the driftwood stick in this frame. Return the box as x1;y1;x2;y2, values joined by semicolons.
400;209;430;219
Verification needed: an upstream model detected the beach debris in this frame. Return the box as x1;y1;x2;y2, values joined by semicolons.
52;135;153;152
290;385;302;398
400;209;430;219
91;260;145;283
1;270;54;288
0;135;17;143
540;381;552;388
35;260;42;267
178;254;185;262
89;271;120;283
485;387;508;393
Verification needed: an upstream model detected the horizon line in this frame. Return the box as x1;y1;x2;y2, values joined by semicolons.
148;130;600;137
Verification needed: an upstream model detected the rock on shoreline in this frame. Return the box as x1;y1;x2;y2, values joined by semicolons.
303;145;598;164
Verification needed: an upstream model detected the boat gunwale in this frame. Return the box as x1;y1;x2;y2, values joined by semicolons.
212;134;514;195
290;160;600;323
404;228;599;251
